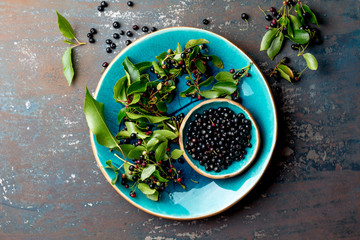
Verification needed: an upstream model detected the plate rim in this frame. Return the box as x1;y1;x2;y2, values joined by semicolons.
90;26;278;220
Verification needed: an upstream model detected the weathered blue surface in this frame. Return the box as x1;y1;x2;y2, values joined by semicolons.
0;0;359;239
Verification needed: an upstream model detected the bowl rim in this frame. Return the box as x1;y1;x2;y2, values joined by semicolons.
178;98;261;179
90;26;278;220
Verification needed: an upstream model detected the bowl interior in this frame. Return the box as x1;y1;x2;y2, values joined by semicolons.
180;99;260;179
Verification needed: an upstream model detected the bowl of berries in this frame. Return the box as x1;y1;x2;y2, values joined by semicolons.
179;98;260;179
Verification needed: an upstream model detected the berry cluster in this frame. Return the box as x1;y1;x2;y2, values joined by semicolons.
87;28;97;43
185;107;252;172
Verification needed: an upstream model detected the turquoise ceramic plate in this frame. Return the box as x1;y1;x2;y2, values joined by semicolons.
90;27;277;220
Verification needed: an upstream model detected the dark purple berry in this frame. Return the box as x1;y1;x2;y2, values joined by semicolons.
126;31;133;37
90;28;97;34
202;19;209;25
151;27;157;32
105;39;112;44
265;15;272;21
142;26;149;32
125;40;132;46
269;7;276;12
87;33;93;38
113;21;120;29
89;38;95;43
241;13;248;20
97;6;104;12
100;1;107;7
119;30;125;35
102;62;109;68
132;25;139;30
110;43;116;49
113;33;120;39
106;47;112;53
127;1;133;7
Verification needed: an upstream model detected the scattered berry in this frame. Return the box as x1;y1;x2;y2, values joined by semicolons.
127;1;133;7
126;31;133;37
241;13;248;20
151;27;157;32
105;39;112;44
102;62;109;68
202;19;209;25
113;21;120;29
119;30;125;35
89;38;95;43
100;1;108;7
142;26;149;32
106;47;112;53
90;28;97;34
87;33;93;38
110;43;116;49
132;25;139;30
97;6;104;12
113;33;120;39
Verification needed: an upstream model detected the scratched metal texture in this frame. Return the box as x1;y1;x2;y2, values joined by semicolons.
0;0;359;239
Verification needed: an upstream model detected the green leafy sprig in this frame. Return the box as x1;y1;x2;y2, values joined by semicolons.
56;11;85;86
259;0;320;81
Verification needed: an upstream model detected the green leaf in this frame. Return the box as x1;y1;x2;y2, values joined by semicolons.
128;146;146;159
135;61;152;73
127;80;147;95
113;76;128;104
120;144;136;158
62;48;74;86
212;82;237;95
295;4;305;25
153;170;168;182
267;32;284;60
111;172;119;185
215;71;235;82
277;64;294;79
152;130;178;140
175;43;182;53
155;141;168;162
289;15;301;30
56;11;75;39
129;93;141;105
200;89;223;98
126;111;169;123
303;4;319;26
210;55;224;69
195;59;206;73
145;190;159;201
188;46;200;63
152;61;166;77
277;67;292;82
124;122;147;139
171;149;183;159
117;108;126;124
285;30;310;44
185;39;209;49
105;160;118;172
63;40;75;45
155;52;167;62
157;101;168;112
141;165;156;181
138;183;156;195
123;57;140;83
199;76;214;87
180;86;195;97
84;87;120;151
146;137;160;151
287;19;294;38
303;53;318;70
124;162;134;181
260;29;278;51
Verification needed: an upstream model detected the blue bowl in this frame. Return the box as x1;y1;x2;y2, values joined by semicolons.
179;99;260;179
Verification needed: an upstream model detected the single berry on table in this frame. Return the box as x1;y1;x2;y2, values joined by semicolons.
119;30;125;35
132;25;139;30
113;33;120;39
89;38;95;43
87;33;93;38
142;26;149;32
102;62;109;68
90;28;97;34
125;40;132;46
202;19;209;25
241;13;248;20
97;6;104;12
113;21;120;29
151;27;157;32
106;47;112;53
126;31;133;37
105;39;112;44
127;1;133;7
110;43;116;49
100;1;107;7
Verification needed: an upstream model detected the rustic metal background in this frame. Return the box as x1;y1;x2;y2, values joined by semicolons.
0;0;359;239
